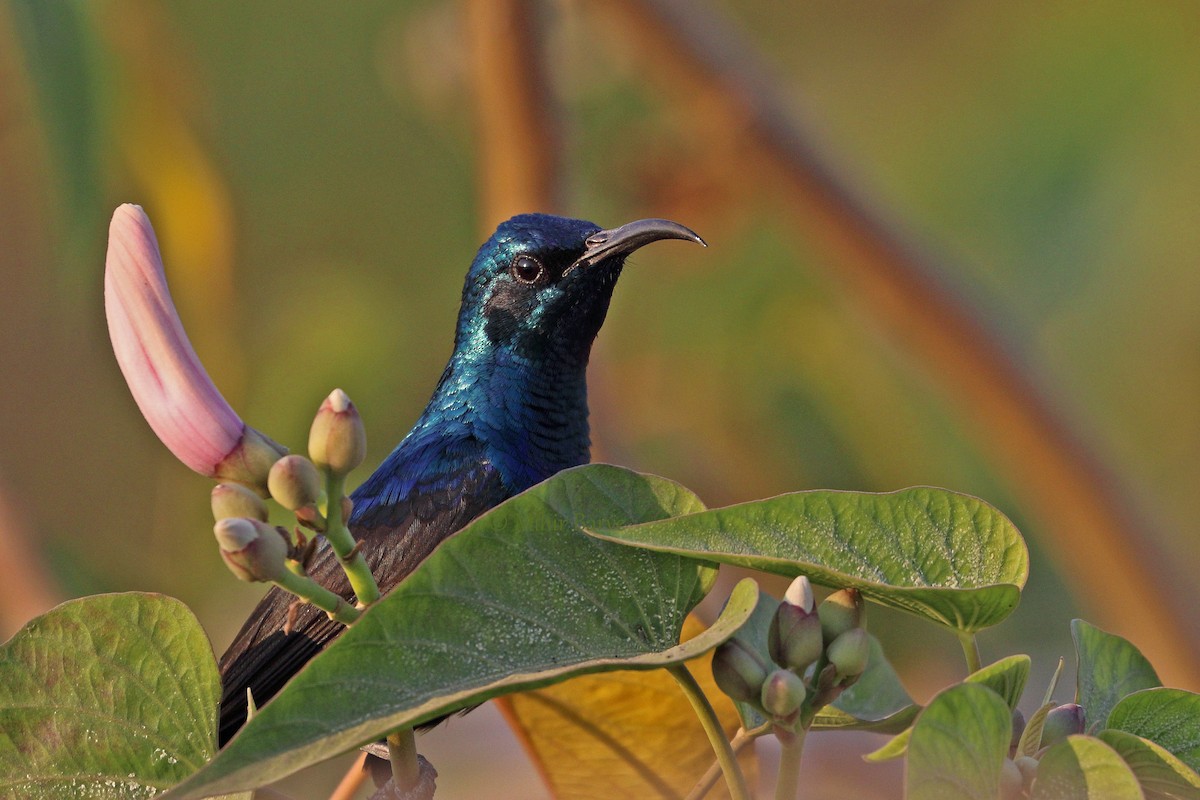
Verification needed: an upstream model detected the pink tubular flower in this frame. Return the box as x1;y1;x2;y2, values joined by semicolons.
105;204;285;491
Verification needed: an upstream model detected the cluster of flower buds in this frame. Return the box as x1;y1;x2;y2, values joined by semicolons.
105;205;374;611
712;576;870;731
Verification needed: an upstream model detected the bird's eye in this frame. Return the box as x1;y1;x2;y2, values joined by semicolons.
511;255;544;284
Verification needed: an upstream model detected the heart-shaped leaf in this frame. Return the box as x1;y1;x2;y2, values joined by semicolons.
905;682;1012;800
1097;729;1200;800
590;487;1027;631
0;593;226;800
165;465;747;798
1032;735;1143;799
1072;619;1161;732
1108;688;1200;773
864;655;1028;763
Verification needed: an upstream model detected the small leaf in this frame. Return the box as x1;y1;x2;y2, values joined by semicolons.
591;487;1028;631
1032;735;1143;799
165;465;736;799
1019;702;1058;758
1108;688;1200;773
863;655;1028;763
498;613;756;799
1098;729;1200;800
1072;619;1161;731
905;682;1012;800
0;593;220;800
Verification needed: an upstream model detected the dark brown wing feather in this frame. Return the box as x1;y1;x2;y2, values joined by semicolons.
217;461;506;745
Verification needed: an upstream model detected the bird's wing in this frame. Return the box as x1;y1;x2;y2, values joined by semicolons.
217;454;508;745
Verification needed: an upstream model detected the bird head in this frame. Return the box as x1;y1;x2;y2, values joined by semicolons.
455;213;704;367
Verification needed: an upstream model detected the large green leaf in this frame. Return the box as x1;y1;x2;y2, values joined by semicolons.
1032;735;1143;799
0;593;224;800
165;465;745;799
1108;688;1200;774
1098;730;1200;800
590;487;1027;631
1072;620;1161;732
905;682;1012;800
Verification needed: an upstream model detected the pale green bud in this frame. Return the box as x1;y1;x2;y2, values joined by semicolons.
211;482;269;522
1000;758;1024;800
1015;756;1039;790
826;628;870;680
214;517;289;583
267;454;323;511
760;668;807;719
768;602;823;672
308;389;367;476
711;639;769;704
818;588;864;644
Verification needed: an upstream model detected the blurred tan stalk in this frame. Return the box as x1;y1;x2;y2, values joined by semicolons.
0;479;62;639
601;0;1200;687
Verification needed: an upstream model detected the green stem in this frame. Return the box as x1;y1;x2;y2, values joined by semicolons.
387;728;421;789
323;471;381;606
667;664;751;800
273;569;360;625
774;725;808;800
958;631;982;674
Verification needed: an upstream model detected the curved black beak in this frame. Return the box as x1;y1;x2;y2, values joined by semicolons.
568;218;705;273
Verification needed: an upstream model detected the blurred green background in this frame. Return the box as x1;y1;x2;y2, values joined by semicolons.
2;1;1197;797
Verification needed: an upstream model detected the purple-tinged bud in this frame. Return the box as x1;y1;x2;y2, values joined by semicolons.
105;205;286;492
768;602;823;671
1009;708;1026;755
212;483;269;522
826;628;870;680
784;575;814;613
711;639;769;704
818;588;865;644
1041;703;1085;749
268;455;323;511
214;517;289;582
309;389;367;476
761;668;807;719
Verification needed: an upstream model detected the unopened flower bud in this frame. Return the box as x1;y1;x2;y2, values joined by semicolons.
761;668;807;719
711;638;769;704
1015;756;1038;790
268;454;323;511
818;588;864;644
212;483;269;522
768;602;823;671
309;389;366;476
784;575;814;613
1041;703;1085;748
1000;758;1024;800
1009;707;1026;754
826;628;870;680
214;517;289;583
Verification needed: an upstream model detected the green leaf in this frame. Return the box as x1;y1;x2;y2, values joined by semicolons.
0;593;221;800
1032;735;1143;799
1098;730;1200;800
905;682;1012;800
1108;688;1200;773
863;655;1028;763
165;465;740;799
590;487;1027;631
1072;619;1161;732
1019;702;1059;758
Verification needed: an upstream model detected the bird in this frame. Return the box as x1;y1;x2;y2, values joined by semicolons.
217;213;704;744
